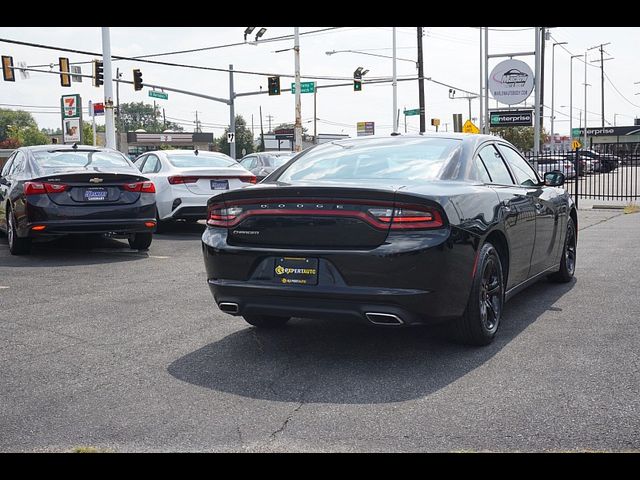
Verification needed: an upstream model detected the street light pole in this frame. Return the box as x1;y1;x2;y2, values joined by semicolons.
392;27;398;133
551;41;567;152
417;27;426;133
583;52;588;149
294;27;302;152
101;27;116;149
229;64;236;159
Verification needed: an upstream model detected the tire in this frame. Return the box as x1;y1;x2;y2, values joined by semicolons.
242;315;291;329
7;208;31;255
128;232;153;251
451;242;504;346
548;217;576;283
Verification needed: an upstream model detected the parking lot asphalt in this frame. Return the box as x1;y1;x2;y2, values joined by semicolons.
0;210;638;452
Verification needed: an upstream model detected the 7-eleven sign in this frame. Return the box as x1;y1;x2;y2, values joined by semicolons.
61;94;81;119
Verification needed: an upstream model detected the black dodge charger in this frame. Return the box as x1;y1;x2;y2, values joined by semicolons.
201;134;577;345
0;145;157;255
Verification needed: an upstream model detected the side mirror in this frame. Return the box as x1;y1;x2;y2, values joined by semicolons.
544;171;565;187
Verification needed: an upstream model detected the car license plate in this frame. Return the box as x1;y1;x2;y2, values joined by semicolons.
84;188;108;201
274;257;319;286
211;180;229;190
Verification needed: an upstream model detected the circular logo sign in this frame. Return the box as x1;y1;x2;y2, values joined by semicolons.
489;59;535;105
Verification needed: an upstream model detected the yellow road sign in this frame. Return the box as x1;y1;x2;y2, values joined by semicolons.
572;139;582;150
463;119;480;134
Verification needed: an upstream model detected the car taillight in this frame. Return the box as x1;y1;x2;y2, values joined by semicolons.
240;176;257;184
24;181;69;195
367;205;443;230
207;204;244;227
168;176;198;185
123;182;156;193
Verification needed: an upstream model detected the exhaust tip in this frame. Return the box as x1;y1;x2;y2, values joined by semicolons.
219;302;239;314
366;312;404;325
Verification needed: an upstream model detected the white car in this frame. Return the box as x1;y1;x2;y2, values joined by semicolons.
133;149;256;229
535;155;576;180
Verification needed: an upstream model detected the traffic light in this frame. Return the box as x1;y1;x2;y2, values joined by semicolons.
1;56;15;82
354;67;362;92
59;57;71;87
93;60;104;87
133;69;143;91
268;76;280;95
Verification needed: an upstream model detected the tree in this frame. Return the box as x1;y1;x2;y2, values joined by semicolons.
490;126;550;152
6;124;49;146
272;122;308;134
216;115;254;159
118;102;183;133
82;121;93;146
0;109;38;142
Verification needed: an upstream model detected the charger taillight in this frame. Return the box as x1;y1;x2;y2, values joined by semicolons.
240;176;257;184
24;182;69;195
123;182;155;193
207;204;244;227
367;205;443;230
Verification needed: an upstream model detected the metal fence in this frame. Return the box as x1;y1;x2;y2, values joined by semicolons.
524;142;640;205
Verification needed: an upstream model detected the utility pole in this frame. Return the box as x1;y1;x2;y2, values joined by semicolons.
101;27;116;149
229;64;236;159
194;111;201;133
540;27;547;139
551;41;568;152
266;114;274;133
569;54;581;142
479;27;483;133
259;105;265;152
392;27;398;133
293;27;302;152
583;52;589;149
115;67;121;151
417;27;426;133
484;27;489;135
588;42;612;128
534;27;541;154
313;86;318;143
163;108;166;130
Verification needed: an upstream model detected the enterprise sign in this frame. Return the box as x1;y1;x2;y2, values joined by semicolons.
490;110;533;127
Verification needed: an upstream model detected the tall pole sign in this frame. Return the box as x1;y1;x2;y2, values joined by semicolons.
60;94;83;144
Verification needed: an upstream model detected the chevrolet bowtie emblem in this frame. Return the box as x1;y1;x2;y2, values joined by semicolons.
89;178;103;183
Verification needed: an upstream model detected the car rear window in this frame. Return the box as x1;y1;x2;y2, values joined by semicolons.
276;137;461;183
166;153;237;168
32;150;131;169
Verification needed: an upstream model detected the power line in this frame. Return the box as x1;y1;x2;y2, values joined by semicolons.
25;27;344;68
0;36;363;81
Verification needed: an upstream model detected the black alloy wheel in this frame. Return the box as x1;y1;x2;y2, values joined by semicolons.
549;217;576;283
451;242;504;346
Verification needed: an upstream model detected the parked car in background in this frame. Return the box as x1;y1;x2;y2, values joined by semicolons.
0;145;157;255
238;152;296;182
133;149;255;231
593;153;621;173
202;134;577;346
535;155;576;179
564;151;596;176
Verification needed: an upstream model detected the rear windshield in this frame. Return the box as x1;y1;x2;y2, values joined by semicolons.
32;150;131;168
275;137;461;182
166;153;237;168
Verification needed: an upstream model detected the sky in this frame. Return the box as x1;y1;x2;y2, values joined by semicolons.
1;26;639;140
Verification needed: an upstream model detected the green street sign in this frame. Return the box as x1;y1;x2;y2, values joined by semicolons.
149;90;168;100
290;81;315;94
404;108;420;116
